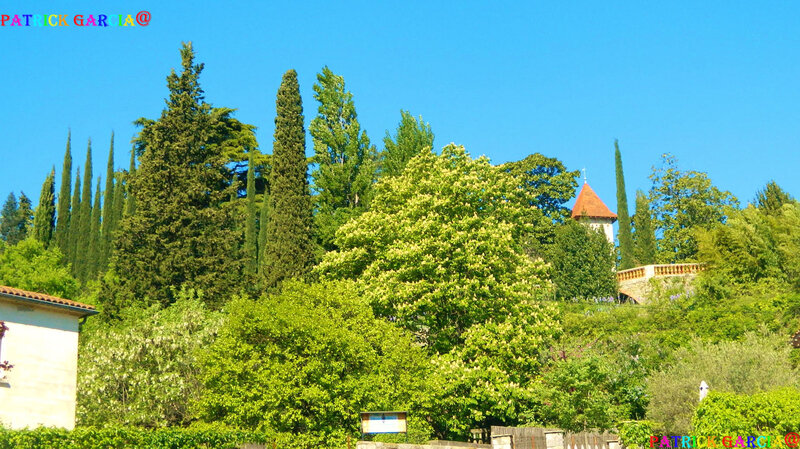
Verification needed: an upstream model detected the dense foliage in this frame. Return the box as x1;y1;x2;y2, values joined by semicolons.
317;145;552;353
693;388;800;436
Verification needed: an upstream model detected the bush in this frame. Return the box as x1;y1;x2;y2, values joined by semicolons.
693;388;800;438
0;427;273;449
618;421;659;449
645;333;799;434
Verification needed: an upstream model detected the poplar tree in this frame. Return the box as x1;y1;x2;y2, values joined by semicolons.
381;110;434;178
112;42;244;310
615;140;634;269
87;177;102;279
632;190;656;266
33;168;56;246
243;151;258;274
310;66;377;250
68;168;81;266
263;69;314;286
76;140;93;279
101;132;115;268
55;132;72;252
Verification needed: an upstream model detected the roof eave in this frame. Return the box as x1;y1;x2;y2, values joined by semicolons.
0;292;99;318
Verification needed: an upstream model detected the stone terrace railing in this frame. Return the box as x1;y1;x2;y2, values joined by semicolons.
617;263;704;283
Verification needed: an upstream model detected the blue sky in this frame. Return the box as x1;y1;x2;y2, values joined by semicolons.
2;1;799;214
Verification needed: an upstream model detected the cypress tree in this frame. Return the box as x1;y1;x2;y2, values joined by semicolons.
112;172;126;232
76;140;93;279
264;69;314;286
17;193;33;240
125;149;136;217
33;168;57;246
243;151;258;274
68;167;81;266
55;131;72;252
257;195;269;276
87;177;102;279
101;132;115;268
632;190;656;265
615;139;635;269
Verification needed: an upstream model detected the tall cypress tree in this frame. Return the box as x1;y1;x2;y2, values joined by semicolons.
101;132;115;269
309;66;377;250
257;195;269;277
33;168;57;246
112;172;126;232
76;140;93;279
615;139;634;269
632;190;656;265
68;167;82;266
55;131;72;253
243;151;258;274
263;69;314;286
87;177;102;279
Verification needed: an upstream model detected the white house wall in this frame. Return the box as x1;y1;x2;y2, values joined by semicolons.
0;300;80;430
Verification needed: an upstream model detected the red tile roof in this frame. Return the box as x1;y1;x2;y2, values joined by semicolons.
571;183;618;220
0;285;97;315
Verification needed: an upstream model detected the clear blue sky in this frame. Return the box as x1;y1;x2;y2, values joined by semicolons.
2;0;799;215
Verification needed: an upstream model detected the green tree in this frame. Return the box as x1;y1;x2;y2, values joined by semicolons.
317;145;551;353
648;154;738;263
76;141;94;280
263;70;313;286
257;196;269;277
754;180;794;215
632;190;656;265
33;168;56;246
309;66;377;250
0;238;78;298
67;167;81;265
0;193;19;244
78;291;221;427
196;280;432;442
501;153;580;252
125;150;136;217
615;140;634;269
111;43;249;310
54;131;72;253
425;300;562;438
547;219;617;300
380;110;434;178
243;151;258;275
101;132;115;269
87;177;102;279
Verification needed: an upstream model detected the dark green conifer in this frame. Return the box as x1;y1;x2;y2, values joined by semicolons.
55;131;72;252
101;132;115;268
632;190;656;265
112;172;126;231
68;167;81;266
0;193;20;244
263;69;314;286
615;140;635;269
125;149;136;217
76;140;93;279
87;177;102;279
111;43;244;309
33;168;56;246
257;196;269;277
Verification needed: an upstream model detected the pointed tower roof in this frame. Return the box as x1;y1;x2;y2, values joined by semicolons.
571;183;617;221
